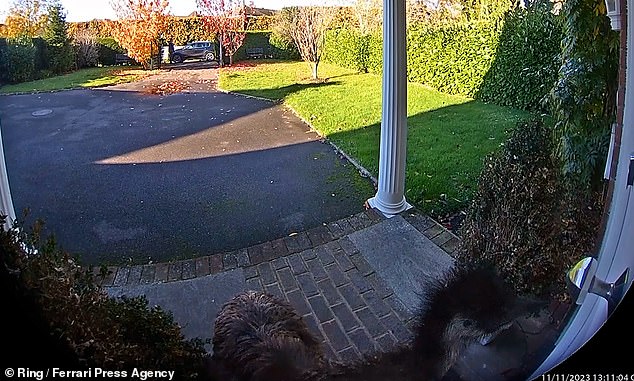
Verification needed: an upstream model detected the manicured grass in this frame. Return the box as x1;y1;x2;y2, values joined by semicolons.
0;66;151;94
220;60;531;216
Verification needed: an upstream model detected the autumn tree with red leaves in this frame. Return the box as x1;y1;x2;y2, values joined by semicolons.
196;0;248;66
108;0;169;69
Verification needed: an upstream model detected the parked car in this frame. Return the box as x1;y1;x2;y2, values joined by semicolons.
171;41;216;63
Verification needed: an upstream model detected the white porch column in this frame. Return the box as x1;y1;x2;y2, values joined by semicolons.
0;121;16;230
367;0;412;217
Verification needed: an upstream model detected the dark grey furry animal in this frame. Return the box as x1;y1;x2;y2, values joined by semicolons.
210;290;325;381
210;264;539;381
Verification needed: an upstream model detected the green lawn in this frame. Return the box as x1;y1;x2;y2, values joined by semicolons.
0;66;150;94
220;60;531;216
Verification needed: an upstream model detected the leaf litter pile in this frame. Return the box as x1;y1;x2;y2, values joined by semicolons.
144;80;188;95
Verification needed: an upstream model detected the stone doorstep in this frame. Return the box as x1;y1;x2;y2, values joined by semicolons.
97;208;396;287
96;207;462;361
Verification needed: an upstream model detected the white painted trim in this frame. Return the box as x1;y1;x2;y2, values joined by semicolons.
0;119;16;230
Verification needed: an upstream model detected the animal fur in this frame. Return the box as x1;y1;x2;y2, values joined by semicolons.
210;290;325;381
209;263;537;381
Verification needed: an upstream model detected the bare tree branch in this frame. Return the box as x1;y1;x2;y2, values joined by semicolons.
289;6;337;79
197;0;250;66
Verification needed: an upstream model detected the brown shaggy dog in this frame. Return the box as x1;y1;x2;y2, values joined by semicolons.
210;290;325;381
209;264;539;381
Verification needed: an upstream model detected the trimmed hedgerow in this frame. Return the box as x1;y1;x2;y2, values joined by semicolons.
323;22;499;97
407;21;499;97
96;37;125;66
0;39;9;83
1;219;208;376
233;31;299;61
477;5;563;112
322;28;381;74
269;30;300;60
458;119;602;298
323;28;371;73
323;9;562;108
366;33;382;74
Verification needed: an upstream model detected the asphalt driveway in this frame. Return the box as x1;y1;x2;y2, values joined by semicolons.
0;65;375;265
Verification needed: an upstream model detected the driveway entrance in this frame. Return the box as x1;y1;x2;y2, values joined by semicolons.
0;65;374;265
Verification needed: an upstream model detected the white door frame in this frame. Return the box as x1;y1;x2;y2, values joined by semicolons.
0;118;16;231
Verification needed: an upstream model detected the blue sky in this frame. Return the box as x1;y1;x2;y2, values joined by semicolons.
1;0;348;23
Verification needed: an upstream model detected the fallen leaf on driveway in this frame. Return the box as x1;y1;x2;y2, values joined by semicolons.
144;80;188;95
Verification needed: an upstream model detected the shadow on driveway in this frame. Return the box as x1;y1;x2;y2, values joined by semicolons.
0;70;375;265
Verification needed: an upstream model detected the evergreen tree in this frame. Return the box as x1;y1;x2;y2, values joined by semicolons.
44;2;74;74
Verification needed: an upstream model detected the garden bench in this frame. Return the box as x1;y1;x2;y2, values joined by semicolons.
115;53;134;65
246;47;265;59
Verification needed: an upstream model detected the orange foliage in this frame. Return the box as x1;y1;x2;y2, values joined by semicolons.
3;0;48;38
108;0;169;68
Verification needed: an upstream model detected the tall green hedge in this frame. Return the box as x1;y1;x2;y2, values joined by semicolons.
322;9;563;109
323;23;499;97
323;28;381;74
0;39;8;83
477;6;563;112
96;37;125;66
324;28;370;72
407;22;499;97
233;31;299;61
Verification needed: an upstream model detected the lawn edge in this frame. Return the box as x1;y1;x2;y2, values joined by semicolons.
218;86;378;187
0;67;154;96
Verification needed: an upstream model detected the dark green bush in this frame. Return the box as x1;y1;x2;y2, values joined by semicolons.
269;30;300;60
233;31;299;61
97;37;125;66
0;39;9;83
32;37;50;74
0;218;208;376
44;3;74;74
548;0;618;190
477;5;563;111
458;119;602;297
5;40;37;83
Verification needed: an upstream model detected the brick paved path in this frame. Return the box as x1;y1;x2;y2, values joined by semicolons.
104;208;564;380
103;208;462;362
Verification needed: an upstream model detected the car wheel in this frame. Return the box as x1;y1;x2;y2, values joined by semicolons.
172;54;183;63
204;52;215;62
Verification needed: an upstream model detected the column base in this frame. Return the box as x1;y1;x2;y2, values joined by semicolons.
367;195;412;218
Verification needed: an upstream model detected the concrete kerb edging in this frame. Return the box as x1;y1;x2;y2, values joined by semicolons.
96;209;386;288
216;87;283;105
279;101;378;186
0;87;94;97
96;208;464;289
217;88;378;185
